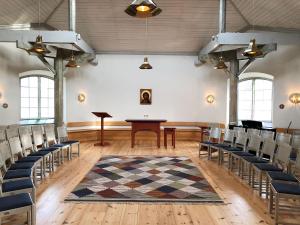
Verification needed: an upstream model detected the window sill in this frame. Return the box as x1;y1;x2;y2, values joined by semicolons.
20;119;54;125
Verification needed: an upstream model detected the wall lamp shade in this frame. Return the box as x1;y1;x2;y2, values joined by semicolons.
66;54;80;68
78;93;86;102
139;57;152;69
206;95;215;104
243;39;262;58
125;0;162;18
29;35;51;54
214;56;227;69
289;93;300;105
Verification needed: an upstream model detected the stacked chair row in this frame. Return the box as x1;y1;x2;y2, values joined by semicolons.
199;127;300;225
0;124;79;225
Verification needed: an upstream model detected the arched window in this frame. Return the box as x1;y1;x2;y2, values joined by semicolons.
238;72;273;124
20;71;54;120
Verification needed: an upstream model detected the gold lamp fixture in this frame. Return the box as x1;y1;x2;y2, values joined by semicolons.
66;53;80;68
139;57;152;69
125;0;162;18
289;93;300;105
214;56;227;69
29;35;51;54
206;95;215;104
29;0;51;54
243;39;262;58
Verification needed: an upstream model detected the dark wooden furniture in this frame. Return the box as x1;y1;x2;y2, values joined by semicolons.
199;125;209;142
92;112;112;146
125;119;167;148
164;127;176;148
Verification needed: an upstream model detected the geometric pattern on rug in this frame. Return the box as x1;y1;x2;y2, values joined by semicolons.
65;155;223;203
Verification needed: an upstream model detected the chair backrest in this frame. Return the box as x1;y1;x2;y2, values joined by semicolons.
274;143;292;168
0;129;6;141
44;124;57;146
223;129;235;144
8;137;24;162
291;135;300;150
0;142;8;178
208;127;222;141
292;130;300;135
208;123;220;129
19;126;32;135
260;130;275;140
260;138;277;161
234;131;248;149
19;128;35;155
5;127;19;139
32;125;45;149
295;152;300;170
0;140;13;167
276;132;292;145
233;127;246;133
247;128;260;136
247;134;262;155
57;126;68;142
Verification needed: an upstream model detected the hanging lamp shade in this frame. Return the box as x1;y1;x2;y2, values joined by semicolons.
125;0;162;18
214;56;227;69
29;35;51;54
139;57;152;69
66;54;80;68
243;39;262;58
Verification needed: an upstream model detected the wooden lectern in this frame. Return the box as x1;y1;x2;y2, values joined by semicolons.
92;112;112;146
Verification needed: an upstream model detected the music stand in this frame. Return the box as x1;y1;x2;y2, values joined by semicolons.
92;112;112;146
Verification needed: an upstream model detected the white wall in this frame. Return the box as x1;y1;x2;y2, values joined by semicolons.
65;54;228;123
246;45;300;129
0;43;45;125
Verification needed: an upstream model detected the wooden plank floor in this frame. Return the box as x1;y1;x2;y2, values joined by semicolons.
4;140;276;225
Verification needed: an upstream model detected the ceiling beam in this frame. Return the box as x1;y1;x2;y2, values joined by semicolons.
237;58;255;76
229;0;250;26
239;25;300;34
219;0;226;33
37;55;56;74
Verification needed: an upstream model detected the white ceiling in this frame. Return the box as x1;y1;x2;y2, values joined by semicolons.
0;0;299;54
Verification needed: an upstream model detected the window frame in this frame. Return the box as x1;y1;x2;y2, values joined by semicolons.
237;77;273;123
20;75;55;120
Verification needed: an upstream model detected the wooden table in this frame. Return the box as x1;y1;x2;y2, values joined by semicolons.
199;125;209;142
92;112;112;146
125;119;167;148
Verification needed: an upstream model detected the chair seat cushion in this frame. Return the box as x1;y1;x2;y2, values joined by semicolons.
232;152;254;157
201;141;217;145
50;144;68;148
16;156;42;163
41;147;60;152
271;181;300;195
267;171;298;182
2;179;34;192
0;193;32;212
212;143;231;148
62;140;79;145
253;163;283;171
242;156;269;163
29;151;51;157
4;169;32;180
9;162;35;170
222;147;243;152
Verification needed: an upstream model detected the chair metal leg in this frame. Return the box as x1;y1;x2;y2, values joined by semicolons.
266;176;270;199
251;167;255;188
258;171;263;196
32;204;36;225
28;207;32;225
275;193;279;225
268;186;273;214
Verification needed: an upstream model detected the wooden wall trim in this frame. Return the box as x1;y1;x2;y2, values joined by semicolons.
67;121;226;128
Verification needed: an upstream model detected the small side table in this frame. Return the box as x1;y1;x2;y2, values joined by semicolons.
164;127;176;148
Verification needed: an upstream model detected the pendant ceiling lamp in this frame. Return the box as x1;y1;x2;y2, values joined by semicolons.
139;57;152;69
66;53;80;68
242;39;262;58
29;0;51;54
214;56;227;70
125;0;162;18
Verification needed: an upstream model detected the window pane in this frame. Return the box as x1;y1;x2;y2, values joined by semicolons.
48;89;54;98
29;77;38;87
20;78;29;87
48;108;54;118
41;98;48;107
41;108;48;118
30;98;38;108
48;98;54;108
30;108;38;118
41;88;48;98
21;87;29;98
29;88;38;98
238;80;253;121
21;108;29;119
253;79;272;122
21;98;29;108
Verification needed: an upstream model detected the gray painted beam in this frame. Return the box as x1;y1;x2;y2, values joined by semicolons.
37;55;56;75
0;30;94;55
229;58;239;124
54;49;64;127
219;0;226;33
69;0;76;32
237;58;255;76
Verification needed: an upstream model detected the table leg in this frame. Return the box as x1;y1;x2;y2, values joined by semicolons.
164;131;167;148
101;117;104;146
157;130;160;148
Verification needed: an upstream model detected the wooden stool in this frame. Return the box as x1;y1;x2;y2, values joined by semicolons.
164;127;176;148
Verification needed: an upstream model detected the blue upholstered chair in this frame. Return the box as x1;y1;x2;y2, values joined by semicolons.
269;181;300;225
57;125;80;158
199;127;221;159
252;143;292;197
0;193;36;225
44;124;70;162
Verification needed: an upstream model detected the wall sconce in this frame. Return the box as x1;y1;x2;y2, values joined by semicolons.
289;93;300;105
78;93;86;103
206;95;215;104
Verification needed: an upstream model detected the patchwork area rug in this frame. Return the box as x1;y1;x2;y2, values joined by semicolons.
65;155;222;203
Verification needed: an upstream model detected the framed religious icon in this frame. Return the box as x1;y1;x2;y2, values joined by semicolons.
140;89;152;105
